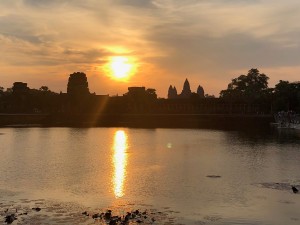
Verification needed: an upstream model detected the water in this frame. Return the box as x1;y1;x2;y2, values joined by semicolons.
0;127;300;224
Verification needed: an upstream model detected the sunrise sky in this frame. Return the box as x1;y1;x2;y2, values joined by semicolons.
1;0;300;97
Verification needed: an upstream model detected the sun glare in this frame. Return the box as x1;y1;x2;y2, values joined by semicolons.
111;57;132;78
105;56;137;81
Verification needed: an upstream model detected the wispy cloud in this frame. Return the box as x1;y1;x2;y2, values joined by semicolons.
1;0;300;96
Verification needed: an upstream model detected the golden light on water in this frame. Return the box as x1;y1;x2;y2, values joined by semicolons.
104;56;137;81
112;130;128;198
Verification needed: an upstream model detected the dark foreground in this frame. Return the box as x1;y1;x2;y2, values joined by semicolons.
0;197;186;225
0;113;274;130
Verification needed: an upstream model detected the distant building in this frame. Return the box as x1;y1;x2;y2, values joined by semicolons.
179;78;192;98
168;85;178;99
12;82;29;94
67;72;90;96
168;79;205;99
197;85;205;98
127;87;146;97
126;87;157;100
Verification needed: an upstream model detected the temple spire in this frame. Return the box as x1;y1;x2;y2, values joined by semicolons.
180;78;191;97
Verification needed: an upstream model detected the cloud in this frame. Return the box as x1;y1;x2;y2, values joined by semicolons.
23;0;68;6
113;0;155;8
1;0;300;96
138;0;300;92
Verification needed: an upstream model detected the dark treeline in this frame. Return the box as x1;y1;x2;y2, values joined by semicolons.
0;69;299;116
220;68;300;113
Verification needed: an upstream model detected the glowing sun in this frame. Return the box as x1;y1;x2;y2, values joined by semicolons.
108;56;136;80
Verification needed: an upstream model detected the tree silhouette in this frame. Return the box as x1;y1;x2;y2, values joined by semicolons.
146;88;157;100
39;86;50;92
67;72;90;96
273;80;300;111
220;68;269;102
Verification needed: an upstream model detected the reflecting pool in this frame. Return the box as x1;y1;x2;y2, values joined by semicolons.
0;127;300;224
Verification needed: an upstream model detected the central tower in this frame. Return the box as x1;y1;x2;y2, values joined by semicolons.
180;78;191;98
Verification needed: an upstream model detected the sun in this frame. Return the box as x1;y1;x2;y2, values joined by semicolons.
106;56;136;81
110;57;132;79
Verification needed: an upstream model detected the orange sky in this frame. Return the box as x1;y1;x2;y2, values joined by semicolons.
1;0;300;97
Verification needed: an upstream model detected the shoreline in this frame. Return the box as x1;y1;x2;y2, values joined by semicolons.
0;190;187;225
0;113;274;130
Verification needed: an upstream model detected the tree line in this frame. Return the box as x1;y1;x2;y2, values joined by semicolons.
0;68;299;114
220;68;300;113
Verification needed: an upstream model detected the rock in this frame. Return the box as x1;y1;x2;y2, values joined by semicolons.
109;219;118;225
292;186;299;193
125;214;131;222
104;211;112;220
92;213;100;219
82;211;89;216
32;207;41;212
111;216;119;220
5;214;17;224
206;175;221;178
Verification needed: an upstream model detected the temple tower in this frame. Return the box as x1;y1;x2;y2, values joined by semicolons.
168;85;178;99
67;72;90;96
197;85;205;98
180;78;191;98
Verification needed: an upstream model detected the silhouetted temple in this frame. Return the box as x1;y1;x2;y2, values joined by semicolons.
12;82;29;94
67;72;90;96
0;71;276;128
168;85;177;99
180;79;192;98
60;72;109;114
127;87;146;97
197;85;204;98
168;79;205;99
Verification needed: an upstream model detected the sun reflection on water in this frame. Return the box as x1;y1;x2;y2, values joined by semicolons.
113;130;128;198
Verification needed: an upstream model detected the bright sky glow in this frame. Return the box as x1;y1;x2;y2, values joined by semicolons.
109;56;134;80
1;0;300;97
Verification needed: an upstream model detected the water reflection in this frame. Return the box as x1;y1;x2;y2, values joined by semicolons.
112;130;128;198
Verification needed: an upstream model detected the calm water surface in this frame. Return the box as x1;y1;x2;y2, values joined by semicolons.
0;128;300;224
